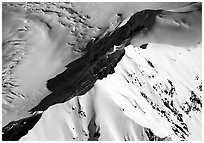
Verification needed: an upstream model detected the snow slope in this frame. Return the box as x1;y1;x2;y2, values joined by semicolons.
20;43;202;141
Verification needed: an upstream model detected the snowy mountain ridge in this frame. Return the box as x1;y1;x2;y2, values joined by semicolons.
2;2;202;141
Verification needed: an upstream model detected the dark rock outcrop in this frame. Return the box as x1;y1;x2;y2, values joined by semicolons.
29;9;161;113
2;113;42;141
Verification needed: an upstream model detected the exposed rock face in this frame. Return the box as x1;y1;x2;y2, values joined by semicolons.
29;9;161;113
2;2;202;141
2;113;42;141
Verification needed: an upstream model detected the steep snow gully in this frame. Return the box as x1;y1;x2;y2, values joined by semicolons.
2;2;202;141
